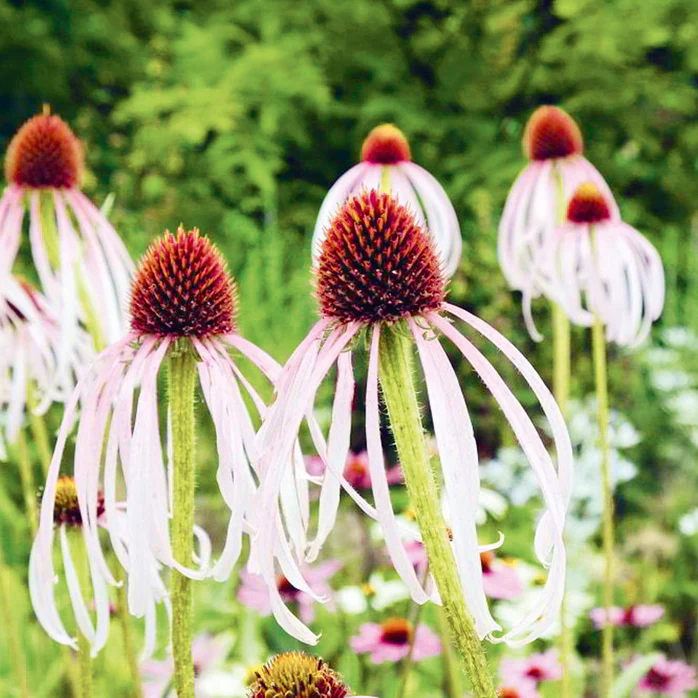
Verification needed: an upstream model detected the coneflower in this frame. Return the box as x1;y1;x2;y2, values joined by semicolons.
1;111;133;353
255;190;573;697
32;226;282;698
312;123;462;277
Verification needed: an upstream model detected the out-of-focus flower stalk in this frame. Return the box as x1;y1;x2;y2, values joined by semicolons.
12;428;37;536
378;327;497;698
116;574;145;698
168;342;198;698
73;532;94;698
0;546;29;698
26;381;52;476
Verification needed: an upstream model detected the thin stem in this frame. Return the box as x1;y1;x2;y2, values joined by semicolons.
13;428;38;535
378;326;497;698
553;302;573;698
593;312;614;698
26;381;52;477
116;579;145;698
72;532;94;698
168;343;198;698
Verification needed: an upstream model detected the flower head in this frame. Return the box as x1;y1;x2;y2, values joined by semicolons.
316;190;445;323
351;618;441;664
5;113;83;189
500;649;562;685
637;657;697;696
313;124;461;277
52;476;103;527
480;551;524;600
566;182;612;224
497;682;541;698
130;227;237;337
249;652;349;698
590;604;664;629
523;106;583;162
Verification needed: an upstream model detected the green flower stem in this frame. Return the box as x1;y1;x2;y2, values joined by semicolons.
593;311;614;698
26;381;52;477
0;546;29;698
378;327;497;698
72;532;94;698
168;343;198;698
77;633;93;698
436;605;464;698
116;577;145;698
12;428;38;535
553;301;573;698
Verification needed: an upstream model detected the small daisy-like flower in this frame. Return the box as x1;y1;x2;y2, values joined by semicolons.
498;106;618;308
350;618;441;664
529;182;664;346
238;560;341;624
590;604;664;629
31;227;280;655
500;649;562;685
1;112;133;352
637;657;697;696
255;190;572;646
0;276;91;449
306;451;402;490
312;124;462;277
249;652;374;698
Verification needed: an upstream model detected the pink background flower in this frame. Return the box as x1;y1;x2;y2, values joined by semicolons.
350;619;441;664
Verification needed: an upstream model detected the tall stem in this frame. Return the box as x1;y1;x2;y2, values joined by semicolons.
553;302;573;698
26;382;53;477
73;533;94;698
13;428;38;535
592;313;614;698
168;344;198;698
116;579;145;698
378;328;497;698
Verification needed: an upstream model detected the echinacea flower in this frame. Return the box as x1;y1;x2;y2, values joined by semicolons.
0;276;90;450
1;112;133;353
500;649;562;685
499;105;619;307
590;604;664;629
306;450;402;490
497;681;541;698
31;227;280;655
249;652;376;698
312;124;462;277
530;182;664;346
637;656;697;696
238;560;341;624
350;618;441;665
254;189;572;646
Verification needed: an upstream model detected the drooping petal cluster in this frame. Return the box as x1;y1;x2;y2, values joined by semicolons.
30;227;278;655
312;123;462;278
254;190;572;647
1;112;133;358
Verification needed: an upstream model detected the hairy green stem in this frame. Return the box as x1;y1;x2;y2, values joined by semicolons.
116;579;145;698
378;327;497;698
593;312;614;698
168;344;198;698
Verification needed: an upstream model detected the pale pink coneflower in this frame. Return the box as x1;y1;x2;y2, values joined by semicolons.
637;656;697;696
312;124;462;277
499;105;619;319
238;560;341;624
30;227;281;656
0;276;91;450
590;604;664;629
306;450;403;490
529;182;664;347
350;618;441;664
496;681;541;698
254;189;572;646
500;649;563;685
1;112;133;352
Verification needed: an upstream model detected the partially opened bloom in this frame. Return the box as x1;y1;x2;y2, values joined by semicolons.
312;124;462;277
590;604;664;629
31;226;279;655
350;618;441;664
530;182;664;346
255;189;572;646
238;560;341;624
500;649;562;685
0;276;90;450
637;657;697;696
499;106;618;319
1;112;133;351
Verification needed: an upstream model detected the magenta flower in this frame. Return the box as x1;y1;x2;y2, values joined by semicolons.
312;124;462;277
590;604;665;629
499;105;618;311
238;560;341;624
500;649;563;685
496;682;541;698
307;450;402;490
480;551;524;600
350;618;441;664
31;227;280;655
254;190;572;646
637;657;697;696
529;182;664;347
1;113;133;352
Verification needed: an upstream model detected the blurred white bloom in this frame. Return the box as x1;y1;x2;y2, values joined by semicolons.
652;370;693;393
663;327;698;349
679;508;698;536
336;573;411;615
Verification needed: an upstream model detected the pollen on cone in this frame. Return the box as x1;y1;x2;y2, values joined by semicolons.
315;190;446;323
5;114;83;189
380;618;413;644
129;226;237;338
523;106;583;161
567;182;612;224
361;124;412;164
53;476;103;527
248;652;349;698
